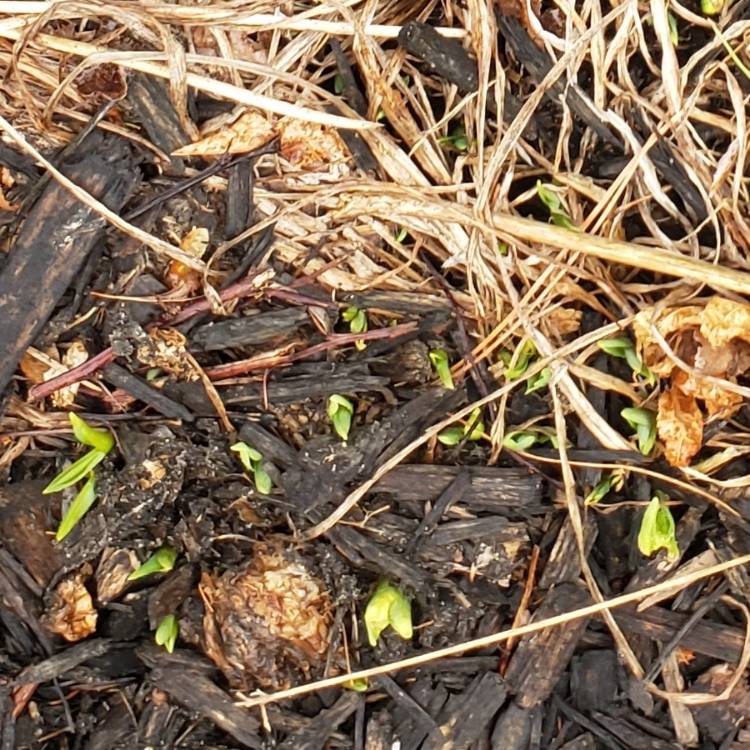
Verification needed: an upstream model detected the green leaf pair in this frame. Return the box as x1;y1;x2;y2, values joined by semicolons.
638;496;679;560
621;407;657;456
536;181;575;230
155;614;179;653
364;580;413;647
44;413;114;495
501;340;537;382
437;407;485;446
429;348;454;390
343;305;368;351
230;442;273;495
598;337;655;385
503;426;560;452
128;546;178;581
328;394;354;442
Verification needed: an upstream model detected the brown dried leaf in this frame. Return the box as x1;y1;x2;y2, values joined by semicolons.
633;305;703;377
700;296;750;347
657;387;704;468
672;370;743;418
278;118;348;168
172;109;275;157
44;568;97;642
75;63;127;101
179;226;210;258
545;307;582;337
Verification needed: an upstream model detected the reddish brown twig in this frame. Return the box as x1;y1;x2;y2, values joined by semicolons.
28;348;115;401
205;321;418;380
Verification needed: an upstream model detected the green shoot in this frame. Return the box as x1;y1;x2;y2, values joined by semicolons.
328;394;354;442
638;495;679;560
525;366;552;394
128;546;178;581
668;12;679;45
536;181;575;229
438;124;468;151
155;614;179;653
69;413;114;453
701;0;723;14
334;73;345;94
714;26;750;81
438;407;484;446
429;349;454;390
364;580;413;647
502;339;536;381
344;678;369;692
44;449;108;494
503;426;560;452
585;468;627;506
621;407;657;456
343;305;368;351
394;227;408;244
497;242;509;256
44;413;115;495
598;337;655;385
55;474;97;541
230;442;273;495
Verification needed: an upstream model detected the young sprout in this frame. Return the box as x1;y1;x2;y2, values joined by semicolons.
44;413;114;494
701;0;723;14
621;407;657;456
536;181;575;230
525;366;552;395
438;124;468;152
638;495;679;560
429;349;454;390
334;73;345;94
55;474;97;542
155;614;179;653
584;467;627;506
344;678;369;692
128;546;178;581
598;337;655;385
502;339;537;381
394;227;409;244
668;11;679;45
364;580;413;647
503;426;561;452
230;442;273;495
343;306;368;351
437;407;485;446
328;395;354;442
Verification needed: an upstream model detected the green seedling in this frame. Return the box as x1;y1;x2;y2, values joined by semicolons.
497;242;509;256
231;441;273;495
334;73;345;94
501;339;537;381
394;227;409;244
621;407;657;456
343;305;368;351
155;614;179;653
715;26;750;81
598;337;655;385
638;495;679;560
437;407;485;446
429;349;454;390
328;394;354;442
701;0;723;14
44;413;114;494
438;124;469;151
55;474;97;542
364;580;413;647
503;426;561;452
128;546;178;581
536;181;575;229
585;468;627;506
525;366;552;394
668;12;679;45
344;678;369;692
